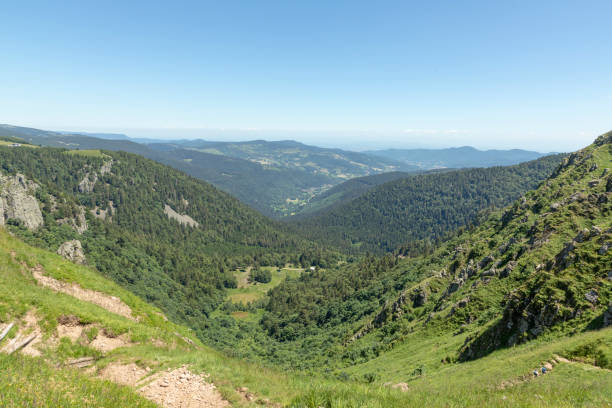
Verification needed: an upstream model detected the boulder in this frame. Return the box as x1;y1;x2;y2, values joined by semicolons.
573;228;590;243
412;287;427;307
500;261;516;278
598;242;610;255
57;240;86;264
446;279;463;295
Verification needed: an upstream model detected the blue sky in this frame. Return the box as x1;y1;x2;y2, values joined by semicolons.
1;1;610;151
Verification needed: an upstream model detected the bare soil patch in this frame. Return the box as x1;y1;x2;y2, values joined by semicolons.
31;265;136;320
100;363;229;408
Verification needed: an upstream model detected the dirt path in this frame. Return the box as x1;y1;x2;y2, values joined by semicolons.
101;363;230;408
31;265;136;320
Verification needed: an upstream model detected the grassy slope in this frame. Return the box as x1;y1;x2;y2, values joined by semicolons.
227;267;303;305
2;212;609;407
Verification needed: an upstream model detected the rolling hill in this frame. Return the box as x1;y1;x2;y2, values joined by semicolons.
292;154;566;253
0;125;415;217
365;145;549;169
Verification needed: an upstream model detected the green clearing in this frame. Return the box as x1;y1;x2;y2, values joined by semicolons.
65;149;109;158
227;266;303;305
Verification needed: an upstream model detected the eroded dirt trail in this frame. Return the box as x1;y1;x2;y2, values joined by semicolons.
31;265;136;320
101;363;230;408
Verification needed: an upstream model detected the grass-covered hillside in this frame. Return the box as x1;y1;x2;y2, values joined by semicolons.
294;154;565;253
1;223;610;407
0;146;337;350
252;133;611;375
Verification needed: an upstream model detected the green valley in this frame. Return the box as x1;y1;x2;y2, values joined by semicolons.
0;132;610;408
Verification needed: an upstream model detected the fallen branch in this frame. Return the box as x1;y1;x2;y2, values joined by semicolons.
7;334;37;355
0;322;14;343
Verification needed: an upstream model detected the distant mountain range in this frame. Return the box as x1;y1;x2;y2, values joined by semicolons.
0;124;556;218
364;146;552;169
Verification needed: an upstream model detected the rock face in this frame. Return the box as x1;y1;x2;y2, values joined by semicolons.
57;240;86;264
78;160;112;193
0;173;44;230
78;173;98;193
164;204;199;228
57;206;88;234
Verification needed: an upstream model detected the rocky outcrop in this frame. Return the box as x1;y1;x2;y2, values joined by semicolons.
164;204;199;228
99;159;113;175
57;206;88;234
0;173;43;230
57;240;86;264
78;173;98;193
78;159;113;193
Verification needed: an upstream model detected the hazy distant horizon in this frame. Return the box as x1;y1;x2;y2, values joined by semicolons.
2;2;610;155
12;123;605;153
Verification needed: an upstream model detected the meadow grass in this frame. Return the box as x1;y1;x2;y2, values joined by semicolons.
65;149;109;158
227;266;302;304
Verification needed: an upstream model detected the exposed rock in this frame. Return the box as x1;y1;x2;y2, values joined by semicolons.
57;206;88;234
99;159;113;175
550;202;561;211
608;270;612;282
598;242;610;255
478;255;495;269
498;238;515;255
481;268;497;278
412;287;427;307
0;173;43;230
164;204;199;228
592;226;602;235
57;240;86;264
569;192;587;202
584;289;598;304
78;173;98;193
589;163;598;172
573;228;590;243
446;279;463;295
500;261;516;278
555;241;575;270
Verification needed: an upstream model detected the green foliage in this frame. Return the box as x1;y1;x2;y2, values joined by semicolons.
250;268;272;283
294;155;565;253
0;146;337;349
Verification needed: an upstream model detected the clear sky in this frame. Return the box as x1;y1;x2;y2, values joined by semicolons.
1;1;610;151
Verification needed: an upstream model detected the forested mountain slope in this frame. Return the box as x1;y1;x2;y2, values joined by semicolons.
0;145;335;346
3;200;609;408
294;154;565;253
366;145;548;169
0;124;414;217
251;132;611;378
287;171;413;218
